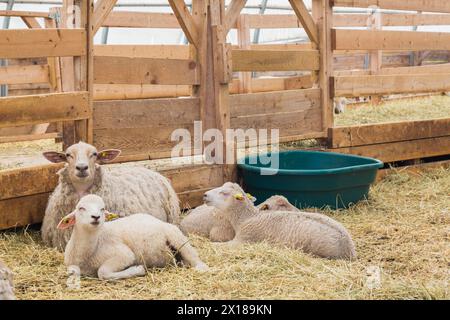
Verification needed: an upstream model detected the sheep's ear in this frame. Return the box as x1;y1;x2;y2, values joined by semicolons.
43;151;67;163
97;149;121;163
57;212;76;230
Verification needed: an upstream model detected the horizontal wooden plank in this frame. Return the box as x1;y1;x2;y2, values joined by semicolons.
0;132;59;144
93;97;200;129
230;88;320;117
332;29;450;51
0;193;50;230
93;76;313;100
94;45;190;59
0;64;49;85
0;92;90;128
230;89;323;138
94;56;199;85
93;126;199;159
331;136;450;163
232;49;320;72
0;163;225;229
334;62;450;77
332;0;450;13
0;29;86;59
0;164;63;201
103;11;180;28
329;119;450;148
93;84;191;100
0;10;49;17
230;75;313;94
333;73;450;97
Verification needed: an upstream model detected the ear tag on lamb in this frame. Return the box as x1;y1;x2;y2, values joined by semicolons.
246;193;257;202
234;193;244;201
105;212;119;222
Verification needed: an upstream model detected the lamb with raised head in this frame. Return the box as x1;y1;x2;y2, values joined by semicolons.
59;194;208;280
42;141;180;251
203;182;356;260
0;259;15;300
181;195;299;242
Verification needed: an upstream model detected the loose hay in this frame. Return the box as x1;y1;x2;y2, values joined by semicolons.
0;167;448;300
335;95;450;126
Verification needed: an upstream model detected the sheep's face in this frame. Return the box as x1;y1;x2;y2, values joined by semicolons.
257;195;298;212
58;194;109;230
203;182;255;211
43;142;121;188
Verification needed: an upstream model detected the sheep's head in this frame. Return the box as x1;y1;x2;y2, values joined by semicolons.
57;194;116;231
203;182;256;212
257;195;299;212
43;142;121;189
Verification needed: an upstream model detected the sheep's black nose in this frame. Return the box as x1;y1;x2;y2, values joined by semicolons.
91;215;100;221
76;164;88;171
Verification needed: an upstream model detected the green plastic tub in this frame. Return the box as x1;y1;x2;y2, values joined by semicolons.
238;150;384;209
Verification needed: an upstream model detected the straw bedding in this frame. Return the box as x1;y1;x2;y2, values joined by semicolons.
0;167;448;300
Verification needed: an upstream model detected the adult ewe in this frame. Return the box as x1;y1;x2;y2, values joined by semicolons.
42;141;180;251
203;182;356;260
59;195;207;280
0;260;15;300
181;195;299;242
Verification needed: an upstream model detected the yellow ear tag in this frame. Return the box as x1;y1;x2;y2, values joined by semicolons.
246;193;253;199
106;213;119;222
234;193;244;201
63;218;71;224
100;152;107;157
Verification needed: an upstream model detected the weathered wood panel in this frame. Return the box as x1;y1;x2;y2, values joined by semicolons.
0;65;49;85
232;50;320;71
332;136;450;163
93;98;200;159
0;162;223;230
333;29;450;51
333;73;450;97
329;119;450;148
332;0;450;13
94;45;190;59
94;56;199;85
230;89;323;139
0;92;90;128
0;29;86;58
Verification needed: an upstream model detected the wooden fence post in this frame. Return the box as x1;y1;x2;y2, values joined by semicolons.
237;14;251;93
369;8;382;105
312;0;334;132
60;0;93;148
191;0;233;181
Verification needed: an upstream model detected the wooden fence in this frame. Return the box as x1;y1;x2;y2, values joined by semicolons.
0;0;449;231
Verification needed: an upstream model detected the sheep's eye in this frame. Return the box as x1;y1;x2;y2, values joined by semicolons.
219;191;230;196
92;152;98;157
101;208;105;211
65;153;72;158
78;207;85;211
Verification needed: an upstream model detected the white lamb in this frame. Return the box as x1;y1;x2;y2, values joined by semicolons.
181;195;299;242
42;141;180;251
0;259;15;300
203;182;357;260
59;194;208;280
